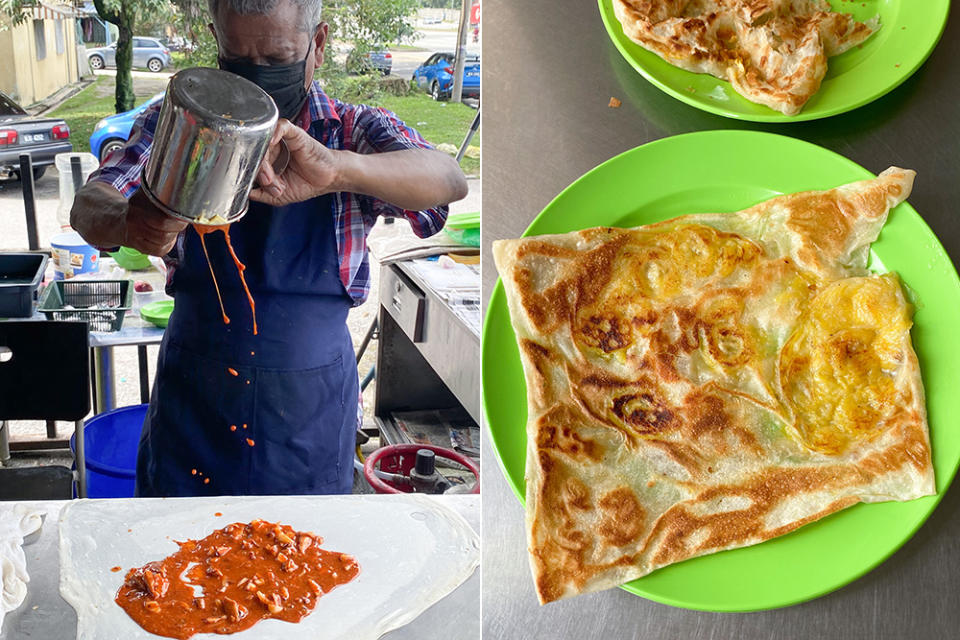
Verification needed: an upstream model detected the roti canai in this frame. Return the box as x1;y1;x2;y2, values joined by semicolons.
492;168;934;604
612;0;878;115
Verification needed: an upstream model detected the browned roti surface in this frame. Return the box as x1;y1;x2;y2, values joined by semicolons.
492;168;934;604
612;0;878;114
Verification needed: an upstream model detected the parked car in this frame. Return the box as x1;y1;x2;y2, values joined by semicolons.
346;46;392;75
87;37;172;73
0;90;72;180
89;92;164;162
412;52;480;101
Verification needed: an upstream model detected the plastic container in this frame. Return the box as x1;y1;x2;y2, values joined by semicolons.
443;211;480;247
38;279;132;332
109;246;151;271
70;404;147;498
54;152;98;230
50;230;99;280
0;253;48;317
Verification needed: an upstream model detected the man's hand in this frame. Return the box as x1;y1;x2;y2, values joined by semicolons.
249;119;341;206
71;181;188;256
123;189;190;256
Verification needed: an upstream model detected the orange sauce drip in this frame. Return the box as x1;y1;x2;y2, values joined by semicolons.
192;225;229;325
221;226;258;336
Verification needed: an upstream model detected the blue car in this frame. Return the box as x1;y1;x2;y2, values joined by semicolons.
89;93;164;162
412;52;480;102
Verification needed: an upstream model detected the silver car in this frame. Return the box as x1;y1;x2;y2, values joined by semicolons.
87;37;171;73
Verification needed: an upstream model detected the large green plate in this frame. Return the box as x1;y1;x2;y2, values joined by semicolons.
598;0;950;122
482;130;960;611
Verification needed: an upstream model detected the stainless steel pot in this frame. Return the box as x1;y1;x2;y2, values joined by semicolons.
140;67;278;225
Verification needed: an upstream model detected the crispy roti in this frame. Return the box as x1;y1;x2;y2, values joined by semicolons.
492;168;934;604
612;0;878;115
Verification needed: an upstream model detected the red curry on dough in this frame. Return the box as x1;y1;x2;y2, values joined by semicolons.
116;520;359;639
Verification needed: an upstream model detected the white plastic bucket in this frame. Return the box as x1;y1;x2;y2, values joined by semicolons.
50;231;99;280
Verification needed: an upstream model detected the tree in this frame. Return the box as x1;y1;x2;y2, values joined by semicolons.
170;0;218;68
324;0;420;50
93;0;169;113
0;0;37;29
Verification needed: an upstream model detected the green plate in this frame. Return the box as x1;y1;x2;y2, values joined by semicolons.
140;299;174;328
598;0;950;122
109;247;152;271
482;130;960;611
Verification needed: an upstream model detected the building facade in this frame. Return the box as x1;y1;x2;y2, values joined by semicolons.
0;2;80;106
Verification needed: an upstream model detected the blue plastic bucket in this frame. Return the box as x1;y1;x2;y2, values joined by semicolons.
50;230;99;280
70;404;147;498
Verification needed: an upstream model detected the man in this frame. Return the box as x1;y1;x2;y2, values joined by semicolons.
71;0;468;497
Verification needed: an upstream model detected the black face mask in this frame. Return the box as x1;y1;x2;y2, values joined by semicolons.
219;37;313;120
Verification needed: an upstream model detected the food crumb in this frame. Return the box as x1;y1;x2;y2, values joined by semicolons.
686;86;696;93
895;63;900;68
32;606;38;610
204;478;210;484
227;367;239;377
646;480;655;488
111;566;122;572
250;351;255;356
230;425;237;432
128;528;132;532
246;380;251;385
214;512;223;517
608;96;622;108
243;423;248;430
246;438;255;447
191;469;197;475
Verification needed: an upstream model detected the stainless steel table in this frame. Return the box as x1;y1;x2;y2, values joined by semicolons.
0;495;479;639
482;2;960;638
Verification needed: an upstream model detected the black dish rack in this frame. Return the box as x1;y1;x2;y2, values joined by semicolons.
38;280;133;332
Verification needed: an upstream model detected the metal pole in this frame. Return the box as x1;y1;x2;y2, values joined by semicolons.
92;346;115;413
451;0;470;103
19;154;39;251
456;107;481;164
70;155;83;191
75;419;87;498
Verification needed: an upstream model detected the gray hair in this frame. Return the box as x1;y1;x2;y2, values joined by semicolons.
207;0;322;32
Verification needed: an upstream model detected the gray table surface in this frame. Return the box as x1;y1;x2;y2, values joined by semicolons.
481;1;960;638
1;495;479;640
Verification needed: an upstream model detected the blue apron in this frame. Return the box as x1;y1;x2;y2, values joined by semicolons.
135;194;359;496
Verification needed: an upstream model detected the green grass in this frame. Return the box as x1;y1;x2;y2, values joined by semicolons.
47;76;161;156
368;93;480;176
46;78;116;155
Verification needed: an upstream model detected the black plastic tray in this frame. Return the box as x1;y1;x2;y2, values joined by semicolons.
0;253;48;317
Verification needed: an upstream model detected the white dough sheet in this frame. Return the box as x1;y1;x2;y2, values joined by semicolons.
59;495;479;639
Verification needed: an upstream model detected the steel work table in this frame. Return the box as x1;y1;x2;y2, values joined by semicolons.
482;1;960;638
0;495;479;640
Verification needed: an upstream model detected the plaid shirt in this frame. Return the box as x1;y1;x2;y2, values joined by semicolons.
92;80;448;305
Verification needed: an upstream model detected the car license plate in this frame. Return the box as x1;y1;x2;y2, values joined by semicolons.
22;133;45;143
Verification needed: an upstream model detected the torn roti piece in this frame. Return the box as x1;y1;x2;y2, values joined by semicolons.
492;167;934;604
612;0;878;115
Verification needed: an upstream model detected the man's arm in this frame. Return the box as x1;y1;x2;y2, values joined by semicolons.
70;103;188;256
250;119;467;209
